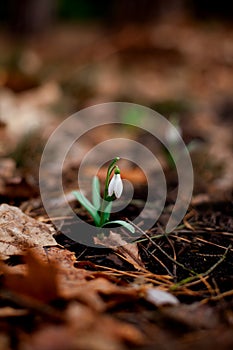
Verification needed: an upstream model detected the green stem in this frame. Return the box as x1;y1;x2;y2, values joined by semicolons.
100;157;119;226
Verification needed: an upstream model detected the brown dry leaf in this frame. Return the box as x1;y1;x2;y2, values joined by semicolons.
86;277;132;295
19;325;74;350
0;333;10;350
191;194;211;206
20;319;142;350
116;242;145;270
191;113;233;197
120;167;147;185
66;302;144;350
44;247;106;310
45;248;140;311
2;251;59;303
58;269;130;312
94;231;145;270
43;247;93;288
0;307;27;317
0;83;59;145
0;158;16;195
180;329;233;350
1;247;108;310
183;219;195;231
0;158;15;179
41;246;77;269
83;277;139;309
160;303;219;330
0;204;57;258
20;299;144;350
60;280;106;312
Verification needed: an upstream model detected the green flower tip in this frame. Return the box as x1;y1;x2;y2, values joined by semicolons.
114;166;120;174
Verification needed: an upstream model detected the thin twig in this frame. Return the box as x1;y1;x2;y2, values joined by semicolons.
171;244;231;290
201;288;233;303
127;220;197;277
141;244;174;277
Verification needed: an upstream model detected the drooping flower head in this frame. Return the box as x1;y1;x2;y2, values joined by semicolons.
108;166;123;199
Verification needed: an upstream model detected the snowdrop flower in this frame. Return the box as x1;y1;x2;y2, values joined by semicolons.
73;157;135;233
108;168;123;199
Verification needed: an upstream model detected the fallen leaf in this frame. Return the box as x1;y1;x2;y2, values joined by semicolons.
44;247;104;309
42;247;141;311
94;231;145;270
2;251;59;303
0;158;15;179
160;303;219;330
116;242;145;270
0;333;10;350
60;281;106;312
0;307;27;317
20;301;144;350
66;302;144;349
84;277;139;309
0;204;57;258
19;325;75;350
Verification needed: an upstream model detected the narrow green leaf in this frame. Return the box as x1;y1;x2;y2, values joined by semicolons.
92;176;101;210
73;191;100;226
102;200;112;223
102;220;135;233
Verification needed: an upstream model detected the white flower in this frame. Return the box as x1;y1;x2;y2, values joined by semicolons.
108;173;123;198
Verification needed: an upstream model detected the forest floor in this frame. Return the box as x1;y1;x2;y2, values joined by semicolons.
0;16;233;350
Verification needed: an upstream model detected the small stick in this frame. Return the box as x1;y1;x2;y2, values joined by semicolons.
127;220;197;276
171;244;231;290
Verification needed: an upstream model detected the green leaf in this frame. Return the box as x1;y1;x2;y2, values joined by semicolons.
73;191;100;226
102;200;112;224
102;220;135;233
92;176;101;210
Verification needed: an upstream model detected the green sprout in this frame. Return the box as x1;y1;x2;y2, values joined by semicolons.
73;157;135;233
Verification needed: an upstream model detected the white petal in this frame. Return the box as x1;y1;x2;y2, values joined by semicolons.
114;174;123;198
108;175;115;196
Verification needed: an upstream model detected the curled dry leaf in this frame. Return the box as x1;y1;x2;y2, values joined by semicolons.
1;251;59;303
76;277;139;310
21;313;144;350
19;326;74;350
160;303;220;330
0;333;10;350
94;231;145;270
0;158;20;197
0;307;27;318
44;247;105;310
66;302;144;350
0;158;15;180
0;204;57;258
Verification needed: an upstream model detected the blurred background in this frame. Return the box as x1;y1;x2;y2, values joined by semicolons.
0;0;232;203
